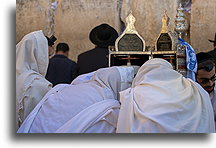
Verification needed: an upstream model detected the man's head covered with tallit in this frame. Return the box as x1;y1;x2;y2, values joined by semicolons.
16;30;52;130
17;66;136;133
117;58;215;133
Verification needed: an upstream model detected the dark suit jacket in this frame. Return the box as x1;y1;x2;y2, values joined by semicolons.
77;47;109;75
46;54;77;86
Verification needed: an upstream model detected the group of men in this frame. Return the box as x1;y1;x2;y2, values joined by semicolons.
45;24;119;87
16;23;215;133
15;24;119;130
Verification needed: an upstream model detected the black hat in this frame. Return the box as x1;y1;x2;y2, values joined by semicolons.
46;35;57;47
207;48;215;61
196;52;213;64
89;24;118;48
208;33;216;46
196;52;214;72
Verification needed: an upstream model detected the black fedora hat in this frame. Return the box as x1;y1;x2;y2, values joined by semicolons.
208;33;216;46
207;48;215;61
196;52;213;64
89;23;118;48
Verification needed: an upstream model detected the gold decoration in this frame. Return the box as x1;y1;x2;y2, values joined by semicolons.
155;10;175;51
114;11;145;51
161;10;170;33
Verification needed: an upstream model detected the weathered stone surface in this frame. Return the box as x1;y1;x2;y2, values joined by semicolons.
16;0;121;61
16;0;49;43
55;0;121;61
190;0;216;52
16;0;216;61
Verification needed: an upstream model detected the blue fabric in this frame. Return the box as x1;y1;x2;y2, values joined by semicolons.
178;38;197;81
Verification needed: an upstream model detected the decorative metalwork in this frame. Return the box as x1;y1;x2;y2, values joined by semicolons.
155;10;175;51
125;11;138;34
175;3;189;38
115;11;145;51
109;9;186;76
176;44;187;77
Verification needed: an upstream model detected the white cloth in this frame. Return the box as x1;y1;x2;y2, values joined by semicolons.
16;30;52;130
116;58;215;133
17;66;135;133
71;71;96;85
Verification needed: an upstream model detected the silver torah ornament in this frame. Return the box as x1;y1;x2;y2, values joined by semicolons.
175;3;189;39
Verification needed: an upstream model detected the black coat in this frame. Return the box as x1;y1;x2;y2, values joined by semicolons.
46;54;77;86
77;47;109;75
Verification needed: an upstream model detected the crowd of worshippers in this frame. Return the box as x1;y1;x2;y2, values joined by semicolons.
16;24;215;133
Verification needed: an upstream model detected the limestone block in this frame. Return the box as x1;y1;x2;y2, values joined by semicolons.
16;0;121;62
16;0;215;61
190;0;216;52
55;0;121;61
16;0;49;44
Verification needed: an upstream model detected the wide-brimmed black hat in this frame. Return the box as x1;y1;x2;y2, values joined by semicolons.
207;48;215;61
208;33;216;46
46;35;57;47
89;24;118;48
196;52;214;72
196;52;213;64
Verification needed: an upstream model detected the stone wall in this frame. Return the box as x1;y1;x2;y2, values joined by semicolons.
54;0;121;61
190;0;216;52
16;0;121;61
16;0;216;61
16;0;49;44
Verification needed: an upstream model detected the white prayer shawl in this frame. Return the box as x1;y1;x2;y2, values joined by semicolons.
116;58;215;133
16;30;52;130
17;66;134;133
71;71;96;85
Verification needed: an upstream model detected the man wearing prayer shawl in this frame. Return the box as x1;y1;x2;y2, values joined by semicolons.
116;58;215;133
17;66;136;133
16;30;52;130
